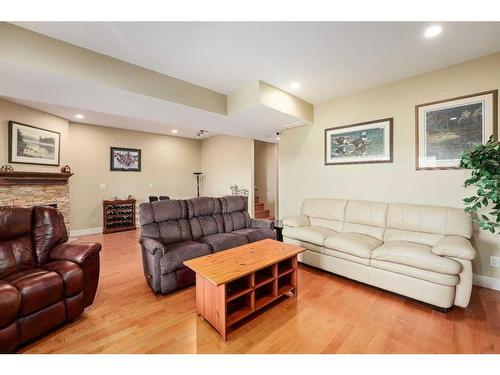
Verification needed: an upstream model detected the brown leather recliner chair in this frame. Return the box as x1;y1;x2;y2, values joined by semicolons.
0;206;101;353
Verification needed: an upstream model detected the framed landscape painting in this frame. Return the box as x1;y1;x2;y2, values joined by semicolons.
415;90;498;170
110;147;141;172
8;121;60;166
324;118;393;165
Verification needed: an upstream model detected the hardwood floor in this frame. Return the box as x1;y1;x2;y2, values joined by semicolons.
20;230;499;354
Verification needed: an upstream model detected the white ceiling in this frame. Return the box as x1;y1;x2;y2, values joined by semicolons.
13;22;500;104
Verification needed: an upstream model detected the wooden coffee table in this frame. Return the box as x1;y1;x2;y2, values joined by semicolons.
184;238;305;340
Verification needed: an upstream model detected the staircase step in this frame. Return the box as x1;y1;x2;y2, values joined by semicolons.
255;209;270;219
255;202;264;210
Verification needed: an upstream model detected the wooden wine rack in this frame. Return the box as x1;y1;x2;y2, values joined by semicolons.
102;199;136;234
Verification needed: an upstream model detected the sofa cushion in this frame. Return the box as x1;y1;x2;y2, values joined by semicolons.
157;219;192;245
0;207;32;241
370;259;459;287
384;228;444;247
189;214;224;240
3;269;64;316
187;197;222;217
301;199;347;232
199;233;248;252
324;247;370;265
160;241;212;274
0;281;21;327
386;203;472;239
343;200;388;241
284;237;325;254
232;228;275;243
221;196;247;213
324;232;382;259
223;211;251;232
152;199;189;222
282;226;337;246
33;206;68;264
432;235;476;260
283;215;310;228
43;260;83;297
371;241;462;275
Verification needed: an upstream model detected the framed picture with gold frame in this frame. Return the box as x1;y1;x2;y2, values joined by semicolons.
415;90;498;170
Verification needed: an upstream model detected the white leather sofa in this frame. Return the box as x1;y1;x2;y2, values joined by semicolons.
283;199;476;309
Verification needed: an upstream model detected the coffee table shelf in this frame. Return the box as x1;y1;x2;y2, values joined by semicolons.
227;293;253;325
226;287;254;302
184;239;304;340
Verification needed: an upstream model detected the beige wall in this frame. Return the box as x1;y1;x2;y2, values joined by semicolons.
259;81;314;123
279;52;500;280
1;98;256;230
68;123;201;230
254;140;278;217
201;134;254;216
0;98;69;171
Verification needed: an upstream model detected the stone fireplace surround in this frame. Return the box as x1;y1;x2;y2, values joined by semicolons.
0;171;73;230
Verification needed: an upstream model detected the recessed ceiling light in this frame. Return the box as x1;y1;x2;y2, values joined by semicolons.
171;129;178;134
74;114;84;119
424;25;442;39
290;82;301;90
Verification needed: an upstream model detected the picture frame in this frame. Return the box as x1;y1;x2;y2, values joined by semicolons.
324;118;393;165
415;90;498;170
8;121;61;166
110;147;141;172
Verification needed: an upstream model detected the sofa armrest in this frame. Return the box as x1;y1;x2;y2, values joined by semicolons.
250;218;274;229
139;237;166;256
432;236;476;260
50;241;101;265
283;215;310;227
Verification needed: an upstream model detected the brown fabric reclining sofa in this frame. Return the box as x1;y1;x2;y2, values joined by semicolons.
139;196;274;294
0;206;101;353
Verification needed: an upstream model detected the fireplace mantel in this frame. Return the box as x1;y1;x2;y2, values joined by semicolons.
0;171;73;186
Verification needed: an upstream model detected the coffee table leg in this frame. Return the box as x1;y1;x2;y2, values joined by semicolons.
292;256;298;297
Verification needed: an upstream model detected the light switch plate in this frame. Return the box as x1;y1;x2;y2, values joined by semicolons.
148;182;153;188
490;256;500;268
99;183;107;189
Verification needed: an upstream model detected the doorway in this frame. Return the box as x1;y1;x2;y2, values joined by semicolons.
253;140;278;220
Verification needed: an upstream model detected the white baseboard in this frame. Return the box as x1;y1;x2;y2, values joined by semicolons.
473;274;500;291
70;227;102;237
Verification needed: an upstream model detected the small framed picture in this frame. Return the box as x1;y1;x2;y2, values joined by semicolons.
415;90;498;170
8;121;61;166
110;147;141;172
324;118;393;165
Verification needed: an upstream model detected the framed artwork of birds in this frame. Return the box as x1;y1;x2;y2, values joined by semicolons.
324;118;393;165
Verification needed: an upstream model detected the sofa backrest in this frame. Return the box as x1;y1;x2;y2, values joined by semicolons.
221;196;251;232
139;200;192;244
0;206;68;277
187;197;224;240
0;206;35;278
32;206;68;264
384;203;472;246
343;200;388;241
301;199;347;232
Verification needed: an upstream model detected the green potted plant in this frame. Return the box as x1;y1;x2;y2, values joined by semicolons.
459;135;500;234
